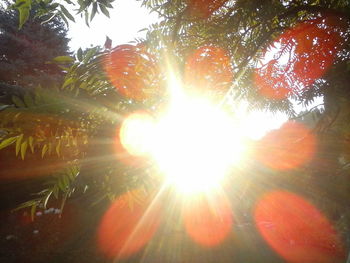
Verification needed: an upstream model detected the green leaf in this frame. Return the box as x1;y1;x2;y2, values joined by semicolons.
84;47;97;62
84;10;90;27
21;140;28;160
77;0;89;13
99;4;110;18
0;137;18;150
23;93;34;107
59;11;69;26
62;77;75;88
12;95;25;107
62;174;69;187
60;5;75;22
67;165;79;180
77;48;83;62
52;56;74;64
90;2;98;21
42;144;48;158
99;0;113;8
58;176;66;191
13;0;26;8
16;0;31;29
53;184;59;199
28;136;34;153
16;134;23;156
13;200;38;212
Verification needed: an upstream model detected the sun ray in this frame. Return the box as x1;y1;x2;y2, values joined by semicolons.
115;183;168;260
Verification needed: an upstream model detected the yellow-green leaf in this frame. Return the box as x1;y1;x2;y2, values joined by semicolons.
42;144;48;158
53;56;74;64
16;0;31;29
21;140;28;160
16;134;23;156
62;77;74;89
28;136;34;153
0;137;17;150
56;139;61;156
62;174;69;187
58;177;65;191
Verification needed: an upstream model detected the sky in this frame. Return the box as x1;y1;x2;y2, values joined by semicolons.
68;0;159;51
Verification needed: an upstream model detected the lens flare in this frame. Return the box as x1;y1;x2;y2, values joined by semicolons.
103;44;159;100
151;98;247;194
183;192;233;247
120;112;155;157
98;190;161;259
254;191;345;263
184;46;232;101
255;15;344;99
256;121;316;170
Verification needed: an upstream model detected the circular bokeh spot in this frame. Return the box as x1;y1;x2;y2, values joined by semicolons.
255;15;345;99
184;45;233;100
103;44;159;101
98;190;161;259
182;192;233;247
254;191;345;263
256;121;316;170
119;112;155;157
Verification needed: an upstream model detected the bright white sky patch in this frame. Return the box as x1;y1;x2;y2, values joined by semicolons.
234;105;288;140
68;0;159;51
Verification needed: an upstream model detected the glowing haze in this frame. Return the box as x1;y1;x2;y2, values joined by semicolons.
120;80;254;195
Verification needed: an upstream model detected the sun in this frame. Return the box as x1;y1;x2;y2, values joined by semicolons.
120;86;249;195
150;97;247;194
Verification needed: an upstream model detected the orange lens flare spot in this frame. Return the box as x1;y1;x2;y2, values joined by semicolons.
183;193;233;247
186;0;227;18
103;44;159;101
184;46;233;100
120;112;155;156
98;191;161;259
254;191;345;263
255;15;344;100
257;121;316;170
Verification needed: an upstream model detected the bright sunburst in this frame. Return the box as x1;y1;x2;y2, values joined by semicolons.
120;77;252;195
150;97;247;194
